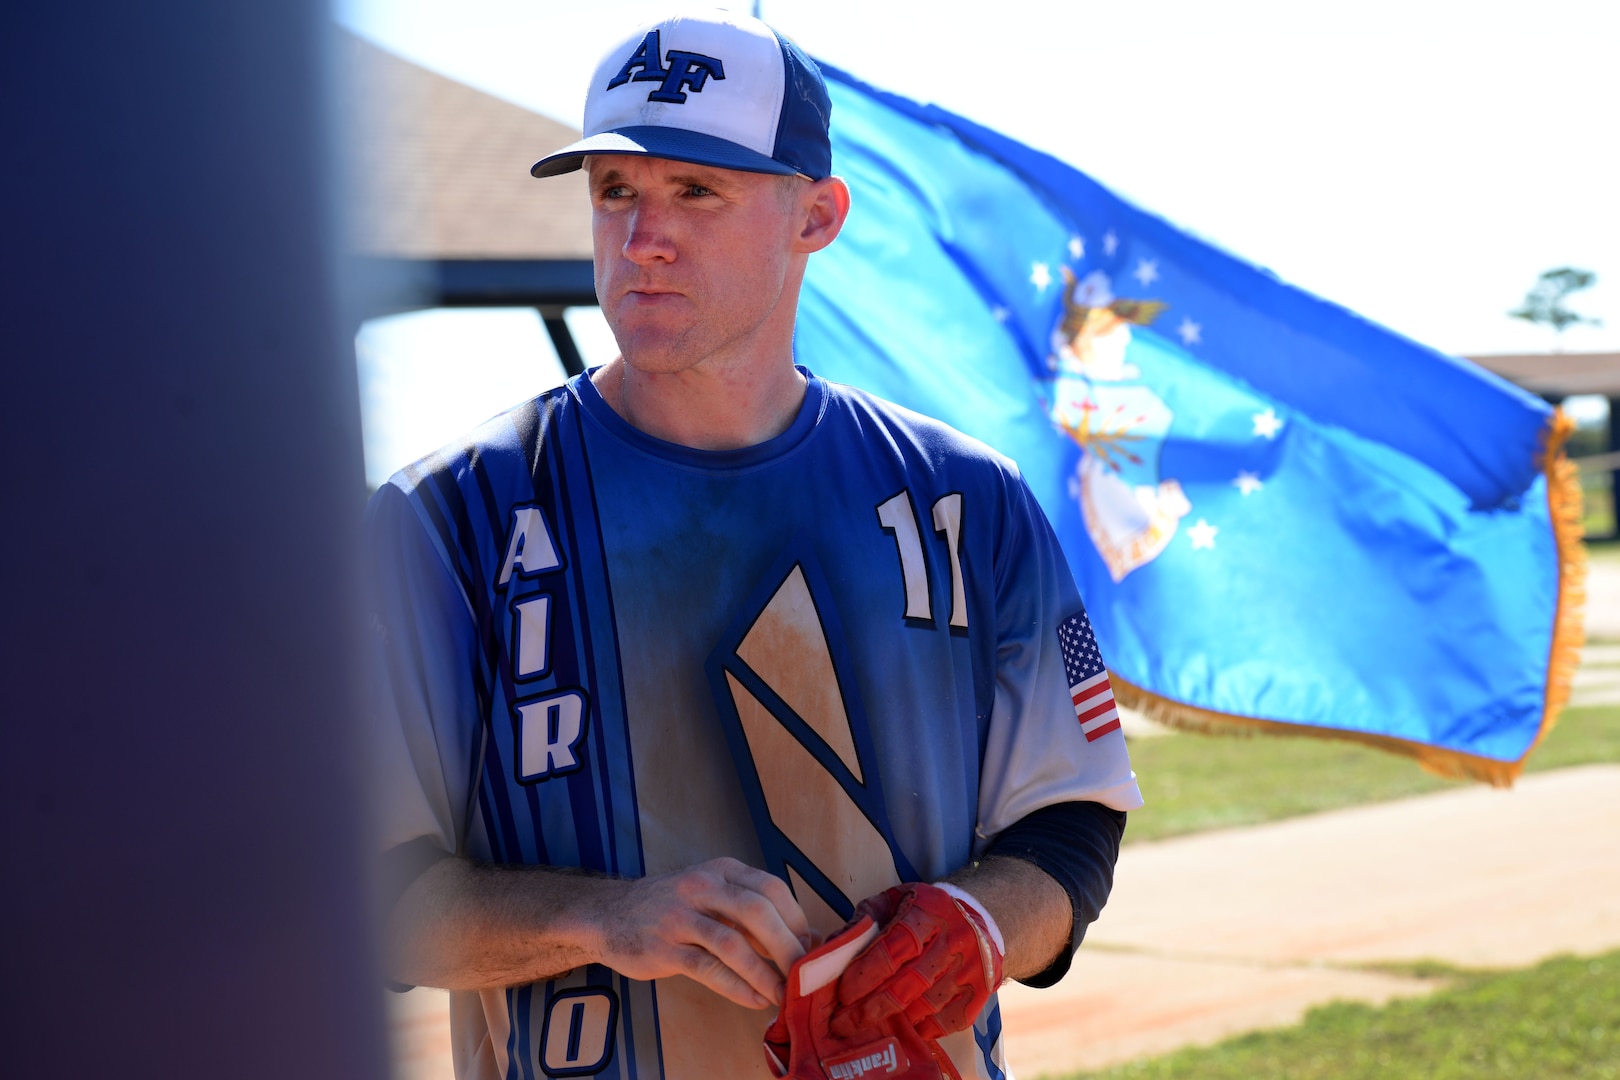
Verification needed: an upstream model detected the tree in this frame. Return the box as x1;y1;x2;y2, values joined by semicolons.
1509;267;1602;342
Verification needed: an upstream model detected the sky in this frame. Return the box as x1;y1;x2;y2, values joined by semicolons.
337;0;1619;481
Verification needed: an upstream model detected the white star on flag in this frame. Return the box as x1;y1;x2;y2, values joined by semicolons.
1252;408;1284;439
1234;472;1263;496
992;305;1010;323
1031;262;1052;292
1068;235;1085;259
1187;519;1218;549
1178;318;1201;345
1103;230;1119;257
1134;259;1159;286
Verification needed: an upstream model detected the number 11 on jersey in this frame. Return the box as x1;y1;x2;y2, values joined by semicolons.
876;490;967;630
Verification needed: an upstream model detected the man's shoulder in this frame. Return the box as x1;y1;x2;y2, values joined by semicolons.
816;375;1021;480
380;381;580;501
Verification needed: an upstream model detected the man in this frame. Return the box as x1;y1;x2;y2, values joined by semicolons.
367;10;1141;1079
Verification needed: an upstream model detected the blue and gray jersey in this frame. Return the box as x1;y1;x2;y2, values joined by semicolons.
365;370;1141;1080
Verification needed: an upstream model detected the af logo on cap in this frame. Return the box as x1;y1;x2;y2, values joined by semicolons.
606;29;726;104
530;8;833;180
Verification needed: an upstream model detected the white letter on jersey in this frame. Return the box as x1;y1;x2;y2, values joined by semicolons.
516;690;589;780
514;596;551;678
876;491;931;622
497;505;561;587
931;493;968;629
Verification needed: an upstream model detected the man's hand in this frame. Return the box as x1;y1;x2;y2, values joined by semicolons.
385;851;809;1008
595;857;812;1009
829;882;1004;1041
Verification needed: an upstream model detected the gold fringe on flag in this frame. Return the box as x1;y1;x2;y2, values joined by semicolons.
1110;408;1588;789
1517;407;1589;772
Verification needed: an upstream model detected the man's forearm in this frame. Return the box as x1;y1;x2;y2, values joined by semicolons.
386;854;618;991
977;800;1127;986
943;854;1072;982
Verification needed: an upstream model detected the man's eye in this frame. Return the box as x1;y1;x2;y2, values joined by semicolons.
686;185;714;197
600;185;631;200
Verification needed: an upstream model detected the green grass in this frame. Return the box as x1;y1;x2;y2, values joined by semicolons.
1121;703;1620;845
1525;703;1620;772
1058;950;1620;1080
1123;729;1453;843
1581;473;1615;538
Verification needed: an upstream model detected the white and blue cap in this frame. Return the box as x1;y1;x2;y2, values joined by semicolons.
531;9;831;180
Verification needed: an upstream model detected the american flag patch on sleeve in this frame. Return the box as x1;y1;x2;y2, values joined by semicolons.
1057;610;1121;741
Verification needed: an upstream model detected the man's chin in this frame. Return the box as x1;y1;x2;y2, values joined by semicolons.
607;325;705;375
615;342;705;377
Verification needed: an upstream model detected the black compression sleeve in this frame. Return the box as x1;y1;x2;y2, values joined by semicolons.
981;800;1126;988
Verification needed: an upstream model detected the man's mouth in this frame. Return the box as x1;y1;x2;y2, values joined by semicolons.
622;288;684;303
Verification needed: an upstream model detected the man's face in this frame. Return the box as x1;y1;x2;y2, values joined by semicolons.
587;154;804;375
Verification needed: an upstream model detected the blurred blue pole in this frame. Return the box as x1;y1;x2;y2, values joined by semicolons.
0;3;387;1076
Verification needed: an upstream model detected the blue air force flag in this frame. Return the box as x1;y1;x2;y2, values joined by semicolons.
795;65;1584;785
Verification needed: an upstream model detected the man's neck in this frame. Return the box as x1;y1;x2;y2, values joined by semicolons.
592;354;807;451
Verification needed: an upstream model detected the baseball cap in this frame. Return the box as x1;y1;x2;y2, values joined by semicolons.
531;8;831;181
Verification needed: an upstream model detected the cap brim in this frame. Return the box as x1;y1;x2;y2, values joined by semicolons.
531;126;800;178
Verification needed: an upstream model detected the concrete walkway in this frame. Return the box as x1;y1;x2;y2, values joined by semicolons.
998;764;1620;1078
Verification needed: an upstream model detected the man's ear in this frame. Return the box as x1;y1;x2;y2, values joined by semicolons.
793;176;851;254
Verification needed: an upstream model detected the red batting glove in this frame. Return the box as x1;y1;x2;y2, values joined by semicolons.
765;913;959;1080
830;882;1005;1042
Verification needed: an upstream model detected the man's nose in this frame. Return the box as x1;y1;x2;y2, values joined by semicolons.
622;201;677;265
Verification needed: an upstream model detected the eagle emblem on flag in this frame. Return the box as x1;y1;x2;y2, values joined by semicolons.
1045;268;1190;583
